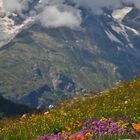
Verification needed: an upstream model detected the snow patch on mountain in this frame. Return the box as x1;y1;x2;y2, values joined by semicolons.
0;0;4;15
111;24;139;36
110;24;135;48
124;26;139;36
0;0;36;48
0;0;3;9
0;0;82;48
105;30;123;45
0;0;139;51
110;7;139;49
112;7;133;22
0;15;35;48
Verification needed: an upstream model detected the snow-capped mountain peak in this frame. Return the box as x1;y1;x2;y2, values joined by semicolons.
0;0;37;48
104;6;140;49
0;0;139;52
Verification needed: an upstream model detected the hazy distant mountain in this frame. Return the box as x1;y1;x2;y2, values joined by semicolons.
0;0;140;108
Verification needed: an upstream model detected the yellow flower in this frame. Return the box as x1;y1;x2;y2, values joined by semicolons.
66;126;71;132
121;123;127;129
101;117;106;121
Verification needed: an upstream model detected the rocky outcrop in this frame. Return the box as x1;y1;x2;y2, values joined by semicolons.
18;72;84;108
50;71;76;92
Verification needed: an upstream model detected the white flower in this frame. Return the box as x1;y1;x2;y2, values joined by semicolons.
124;101;128;104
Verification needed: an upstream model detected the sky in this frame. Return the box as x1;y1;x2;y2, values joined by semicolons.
2;0;140;28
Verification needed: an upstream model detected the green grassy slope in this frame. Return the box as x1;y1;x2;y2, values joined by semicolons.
0;27;120;108
0;78;139;140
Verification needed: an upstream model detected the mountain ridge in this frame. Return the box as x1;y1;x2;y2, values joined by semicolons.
0;2;140;108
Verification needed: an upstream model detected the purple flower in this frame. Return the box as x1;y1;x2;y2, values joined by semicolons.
37;118;133;140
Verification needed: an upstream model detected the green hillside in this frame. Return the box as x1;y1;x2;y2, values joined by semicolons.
1;3;140;110
0;26;121;108
0;78;140;140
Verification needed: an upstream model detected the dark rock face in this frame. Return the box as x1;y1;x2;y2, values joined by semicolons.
50;72;76;92
0;95;33;117
18;73;80;108
20;84;51;108
123;8;140;31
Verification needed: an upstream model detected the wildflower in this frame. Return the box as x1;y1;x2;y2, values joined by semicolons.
44;112;49;115
132;123;140;132
69;136;75;140
124;100;128;104
21;114;27;119
76;134;82;139
85;132;92;137
130;130;136;138
101;117;106;121
37;118;134;140
121;123;127;129
66;127;71;132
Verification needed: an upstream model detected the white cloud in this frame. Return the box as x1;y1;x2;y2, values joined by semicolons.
3;0;22;13
72;0;140;14
39;5;82;29
73;0;122;9
124;0;140;9
2;0;140;16
3;0;29;14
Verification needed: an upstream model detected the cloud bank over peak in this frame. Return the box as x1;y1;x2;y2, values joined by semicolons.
38;0;140;28
39;4;82;29
125;0;140;9
72;0;140;14
1;0;140;29
73;0;122;12
75;0;140;8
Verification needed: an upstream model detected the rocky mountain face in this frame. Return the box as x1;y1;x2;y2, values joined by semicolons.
0;0;140;108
